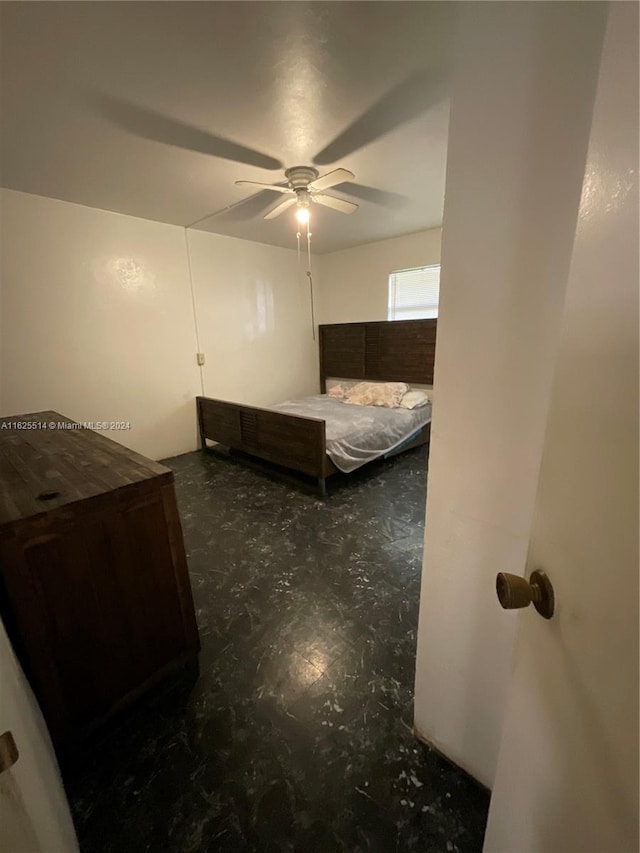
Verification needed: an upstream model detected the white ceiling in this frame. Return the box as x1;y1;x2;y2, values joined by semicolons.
0;2;454;253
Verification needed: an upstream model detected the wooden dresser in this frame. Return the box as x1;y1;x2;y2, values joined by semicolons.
0;412;199;753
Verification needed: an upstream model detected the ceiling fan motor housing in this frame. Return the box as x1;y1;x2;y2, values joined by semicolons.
284;166;319;190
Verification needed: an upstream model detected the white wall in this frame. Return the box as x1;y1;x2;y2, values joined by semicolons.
317;228;441;325
0;189;202;459
0;189;321;458
413;2;608;788
187;229;319;407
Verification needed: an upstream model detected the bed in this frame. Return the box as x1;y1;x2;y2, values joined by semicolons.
196;318;437;495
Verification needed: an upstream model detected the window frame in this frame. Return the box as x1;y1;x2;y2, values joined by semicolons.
387;264;441;321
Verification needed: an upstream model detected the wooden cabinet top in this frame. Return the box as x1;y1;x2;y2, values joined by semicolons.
0;411;172;528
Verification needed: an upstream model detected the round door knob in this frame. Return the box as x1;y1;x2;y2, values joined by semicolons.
496;569;554;619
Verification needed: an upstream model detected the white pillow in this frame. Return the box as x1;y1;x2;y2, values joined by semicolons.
344;381;409;408
400;390;431;409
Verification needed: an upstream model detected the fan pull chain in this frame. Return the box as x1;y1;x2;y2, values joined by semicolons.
306;222;315;340
307;271;316;340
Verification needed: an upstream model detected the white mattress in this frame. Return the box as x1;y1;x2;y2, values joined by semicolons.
272;394;432;473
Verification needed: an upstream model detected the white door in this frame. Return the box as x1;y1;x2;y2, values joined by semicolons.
0;619;79;852
484;4;638;851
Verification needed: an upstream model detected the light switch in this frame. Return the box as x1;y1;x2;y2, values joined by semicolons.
197;353;205;366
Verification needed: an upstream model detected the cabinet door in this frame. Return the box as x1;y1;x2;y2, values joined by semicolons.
0;484;197;745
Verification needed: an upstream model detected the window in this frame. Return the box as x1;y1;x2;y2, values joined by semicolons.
388;265;440;320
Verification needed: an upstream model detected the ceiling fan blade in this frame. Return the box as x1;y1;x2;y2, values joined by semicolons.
332;182;407;209
313;68;448;166
264;197;298;220
235;180;293;194
308;168;355;192
212;192;286;224
96;94;282;170
311;195;359;215
186;182;292;228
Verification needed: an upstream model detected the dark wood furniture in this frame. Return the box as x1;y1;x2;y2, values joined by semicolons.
318;317;437;392
0;412;199;754
197;318;437;494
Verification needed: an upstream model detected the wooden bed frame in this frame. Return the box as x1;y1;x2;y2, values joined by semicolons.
196;318;437;495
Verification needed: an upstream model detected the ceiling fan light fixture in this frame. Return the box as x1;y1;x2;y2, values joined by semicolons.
296;206;310;225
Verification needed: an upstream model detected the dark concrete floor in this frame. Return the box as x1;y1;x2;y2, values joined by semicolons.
66;446;489;852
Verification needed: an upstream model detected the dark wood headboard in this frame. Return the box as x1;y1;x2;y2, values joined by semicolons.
318;319;437;392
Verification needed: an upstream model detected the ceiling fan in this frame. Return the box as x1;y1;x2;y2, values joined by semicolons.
234;166;358;222
97;62;446;226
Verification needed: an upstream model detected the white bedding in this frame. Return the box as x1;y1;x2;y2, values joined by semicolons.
272;394;432;473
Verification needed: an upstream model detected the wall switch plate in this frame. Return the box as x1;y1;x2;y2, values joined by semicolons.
197;353;205;366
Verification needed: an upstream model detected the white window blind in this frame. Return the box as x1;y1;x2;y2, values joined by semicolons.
388;265;440;320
